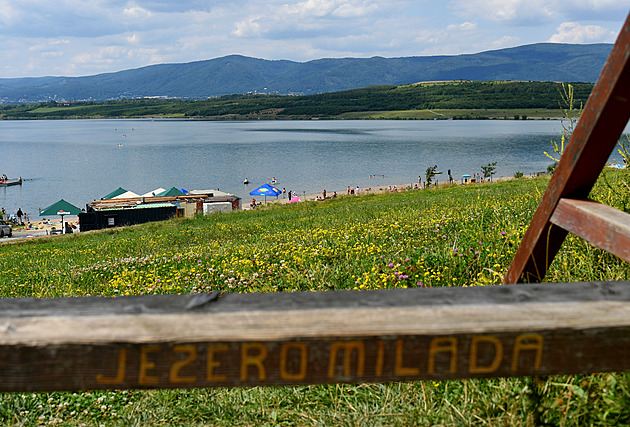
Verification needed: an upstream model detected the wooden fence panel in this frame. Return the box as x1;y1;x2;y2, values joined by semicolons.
1;283;630;391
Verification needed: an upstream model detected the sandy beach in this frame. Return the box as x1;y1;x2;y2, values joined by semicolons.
5;216;80;240
255;175;516;207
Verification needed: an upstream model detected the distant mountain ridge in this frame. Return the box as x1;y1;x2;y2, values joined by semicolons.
0;43;612;103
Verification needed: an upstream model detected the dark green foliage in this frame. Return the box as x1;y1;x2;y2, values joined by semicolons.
481;162;498;181
0;81;594;119
425;165;440;187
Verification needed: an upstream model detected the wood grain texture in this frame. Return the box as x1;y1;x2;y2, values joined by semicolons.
551;198;630;263
1;282;630;391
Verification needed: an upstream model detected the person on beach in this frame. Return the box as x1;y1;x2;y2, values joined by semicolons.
347;185;351;195
250;198;256;208
288;190;292;201
282;188;286;198
323;189;326;199
16;208;23;225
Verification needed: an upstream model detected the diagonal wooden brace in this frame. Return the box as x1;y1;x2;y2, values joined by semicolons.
505;12;630;284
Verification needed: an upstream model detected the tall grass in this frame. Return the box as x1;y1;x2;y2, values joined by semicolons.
1;171;629;425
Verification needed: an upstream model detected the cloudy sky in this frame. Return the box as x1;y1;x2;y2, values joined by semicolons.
0;0;627;78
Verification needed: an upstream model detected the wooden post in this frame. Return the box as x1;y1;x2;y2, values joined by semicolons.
2;283;630;391
504;12;630;283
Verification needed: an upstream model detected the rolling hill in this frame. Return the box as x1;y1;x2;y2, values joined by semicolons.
0;43;611;103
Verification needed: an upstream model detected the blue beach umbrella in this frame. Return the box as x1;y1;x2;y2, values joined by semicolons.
249;183;282;203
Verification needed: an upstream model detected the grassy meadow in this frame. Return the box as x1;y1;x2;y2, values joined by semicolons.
339;108;563;120
1;171;630;425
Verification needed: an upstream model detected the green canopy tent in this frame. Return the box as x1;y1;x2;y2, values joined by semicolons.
155;187;185;197
39;199;83;234
103;187;127;200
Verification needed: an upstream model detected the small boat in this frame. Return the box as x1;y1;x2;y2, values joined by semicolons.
0;177;22;187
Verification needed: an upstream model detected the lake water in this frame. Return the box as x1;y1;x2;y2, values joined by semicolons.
0;119;611;219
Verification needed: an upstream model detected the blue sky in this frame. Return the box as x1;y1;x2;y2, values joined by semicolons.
0;0;627;78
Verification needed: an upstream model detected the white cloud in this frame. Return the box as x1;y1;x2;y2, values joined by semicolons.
232;0;381;38
548;21;617;43
446;21;477;31
332;1;379;18
453;0;557;25
123;5;153;19
41;51;65;58
0;1;19;25
563;0;629;20
453;0;629;25
233;17;263;37
28;39;70;52
489;35;521;49
127;33;140;44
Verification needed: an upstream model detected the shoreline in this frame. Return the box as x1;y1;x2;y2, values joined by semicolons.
259;175;519;206
4;175;529;239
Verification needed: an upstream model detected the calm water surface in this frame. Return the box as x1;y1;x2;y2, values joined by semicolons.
0;119;600;219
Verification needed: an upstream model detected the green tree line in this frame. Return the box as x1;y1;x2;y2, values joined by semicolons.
0;81;593;119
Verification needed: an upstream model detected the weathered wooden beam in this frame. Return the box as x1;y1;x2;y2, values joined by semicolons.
2;283;630;391
551;198;630;263
504;12;630;283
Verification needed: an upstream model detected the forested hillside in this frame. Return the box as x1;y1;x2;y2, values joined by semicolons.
0;81;594;120
0;43;609;103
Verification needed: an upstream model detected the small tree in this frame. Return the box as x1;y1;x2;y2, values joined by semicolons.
425;165;441;187
544;83;583;162
481;161;497;182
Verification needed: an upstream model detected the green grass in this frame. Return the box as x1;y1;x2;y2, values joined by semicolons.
340;108;564;120
1;171;630;425
28;105;106;114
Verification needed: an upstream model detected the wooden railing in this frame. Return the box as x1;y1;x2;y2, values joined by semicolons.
1;282;630;391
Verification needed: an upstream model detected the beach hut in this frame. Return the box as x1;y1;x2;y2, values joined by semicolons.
250;183;282;204
39;199;82;234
